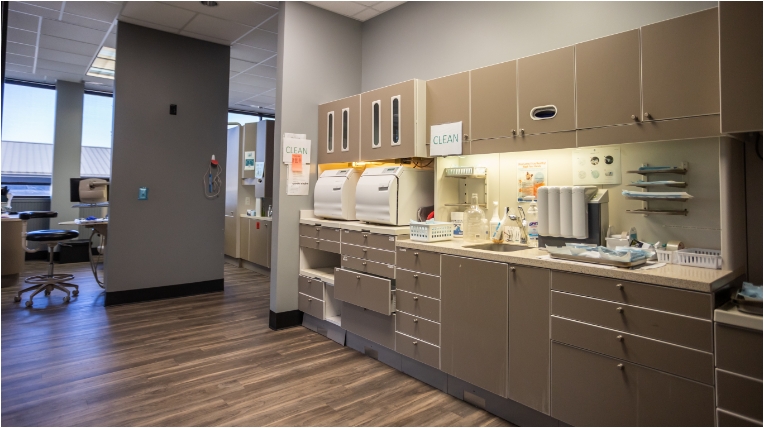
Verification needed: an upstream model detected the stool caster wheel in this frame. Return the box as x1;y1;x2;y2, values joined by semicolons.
13;296;20;302
72;290;79;296
63;296;70;303
44;290;51;296
25;301;33;307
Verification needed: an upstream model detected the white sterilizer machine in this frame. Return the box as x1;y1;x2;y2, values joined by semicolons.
355;166;434;226
313;168;362;220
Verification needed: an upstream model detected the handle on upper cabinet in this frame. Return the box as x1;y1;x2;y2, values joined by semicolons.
530;105;557;120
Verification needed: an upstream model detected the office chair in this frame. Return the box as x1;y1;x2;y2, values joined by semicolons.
14;211;80;307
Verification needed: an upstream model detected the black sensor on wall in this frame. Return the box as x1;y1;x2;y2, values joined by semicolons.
170;104;177;115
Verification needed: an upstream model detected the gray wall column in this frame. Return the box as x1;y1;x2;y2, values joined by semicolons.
51;80;84;226
270;2;361;321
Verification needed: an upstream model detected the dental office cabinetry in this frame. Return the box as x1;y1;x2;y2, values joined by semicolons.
239;216;271;268
318;95;361;164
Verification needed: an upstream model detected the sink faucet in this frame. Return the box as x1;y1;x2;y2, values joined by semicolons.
507;209;528;245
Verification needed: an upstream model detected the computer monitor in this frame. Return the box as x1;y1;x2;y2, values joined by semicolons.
70;178;109;203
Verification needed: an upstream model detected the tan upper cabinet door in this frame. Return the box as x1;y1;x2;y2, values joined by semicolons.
720;1;763;133
576;30;641;129
641;8;719;121
471;60;517;140
518;46;576;135
361;80;426;161
426;72;470;155
317;95;360;164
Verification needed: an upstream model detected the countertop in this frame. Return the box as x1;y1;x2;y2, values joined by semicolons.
396;239;741;293
240;215;272;221
715;302;763;331
1;215;20;222
299;216;410;236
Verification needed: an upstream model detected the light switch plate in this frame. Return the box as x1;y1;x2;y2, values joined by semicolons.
138;187;148;200
245;197;250;206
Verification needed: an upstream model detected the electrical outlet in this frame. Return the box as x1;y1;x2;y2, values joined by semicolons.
138;187;148;200
245;197;250;206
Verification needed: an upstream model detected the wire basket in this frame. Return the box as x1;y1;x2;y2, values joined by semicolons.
409;221;453;242
675;248;722;269
655;249;676;264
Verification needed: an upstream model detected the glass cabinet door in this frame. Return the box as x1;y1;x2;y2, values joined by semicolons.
391;96;401;146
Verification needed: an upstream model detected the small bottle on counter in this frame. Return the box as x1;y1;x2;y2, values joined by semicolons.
526;201;539;247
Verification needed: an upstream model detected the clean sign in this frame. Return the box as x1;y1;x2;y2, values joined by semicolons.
282;137;311;164
429;122;462;156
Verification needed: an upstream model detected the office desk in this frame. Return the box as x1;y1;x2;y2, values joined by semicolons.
2;216;24;286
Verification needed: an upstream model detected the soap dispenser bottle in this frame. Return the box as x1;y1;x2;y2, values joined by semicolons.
463;193;486;243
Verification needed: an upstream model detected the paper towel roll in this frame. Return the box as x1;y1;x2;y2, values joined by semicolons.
537;187;549;236
572;186;588;239
560;186;573;238
547;187;560;237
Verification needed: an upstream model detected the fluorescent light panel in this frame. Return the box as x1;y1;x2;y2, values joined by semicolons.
87;47;116;80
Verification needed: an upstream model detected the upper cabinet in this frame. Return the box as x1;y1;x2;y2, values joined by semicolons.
471;61;517;140
719;2;763;133
254;120;274;199
641;8;719;121
576;30;641;129
426;71;470;155
518;46;576;135
360;79;427;161
317;95;360;164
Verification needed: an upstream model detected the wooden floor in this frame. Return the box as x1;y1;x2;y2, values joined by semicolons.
1;260;510;427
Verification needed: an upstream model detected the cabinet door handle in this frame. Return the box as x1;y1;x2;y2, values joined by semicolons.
616;283;623;290
616;307;624;313
413;296;418;301
315;227;320;231
617;363;624;370
413;274;418;278
617;335;624;342
362;248;368;252
413;341;418;345
308;298;312;302
356;275;361;279
414;252;419;256
643;112;652;119
413;318;418;323
520;129;525;136
510;267;516;272
362;262;367;266
511;129;517;136
307;279;311;283
631;115;640;121
363;234;368;238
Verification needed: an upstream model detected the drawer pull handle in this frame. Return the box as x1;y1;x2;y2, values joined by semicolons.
362;248;368;252
356;275;361;279
616;283;623;289
363;234;368;238
617;335;623;342
307;280;311;283
362;262;367;266
413;274;419;278
315;227;320;231
617;363;624;370
413;296;419;301
308;298;312;302
510;267;516;272
644;112;652;119
413;341;418;345
413;319;418;323
616;307;623;313
414;252;419;256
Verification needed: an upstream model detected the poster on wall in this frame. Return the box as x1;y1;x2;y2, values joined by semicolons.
283;133;311;196
429;122;462;156
254;162;264;179
517;160;547;202
244;151;255;170
282;137;310;164
287;168;310;196
572;147;621;185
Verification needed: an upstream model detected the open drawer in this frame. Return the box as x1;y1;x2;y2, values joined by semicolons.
334;268;394;315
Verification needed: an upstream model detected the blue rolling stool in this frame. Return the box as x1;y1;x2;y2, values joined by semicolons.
14;211;80;307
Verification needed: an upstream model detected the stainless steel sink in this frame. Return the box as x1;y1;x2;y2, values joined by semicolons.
463;243;529;252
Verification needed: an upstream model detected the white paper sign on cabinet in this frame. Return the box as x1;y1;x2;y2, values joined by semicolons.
572;147;621;185
429;122;462;156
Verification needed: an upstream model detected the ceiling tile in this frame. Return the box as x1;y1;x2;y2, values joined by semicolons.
117;16;179;34
23;1;64;11
229;90;252;102
7;27;38;45
120;2;196;30
230;58;256;73
38;47;93;66
36;67;84;82
371;1;405;12
244;64;276;80
256;14;278;33
229;82;265;95
6;41;36;57
261;55;277;67
253;2;279;10
37;58;86;75
236;29;277;52
249;94;276;104
177;30;229;46
231;71;275;88
231;44;273;64
61;13;114;32
8;10;41;32
352;8;379;21
308;1;366;17
5;69;36;82
40;35;99;56
9;2;60;20
103;32;117;49
5;64;34;73
6;53;35;67
354;1;380;6
41;19;106;45
181;13;253;43
161;1;277;27
64;2;122;22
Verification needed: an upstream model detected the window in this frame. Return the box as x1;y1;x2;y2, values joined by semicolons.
372;101;381;148
81;93;114;177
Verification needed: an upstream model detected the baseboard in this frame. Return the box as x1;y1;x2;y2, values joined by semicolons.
269;309;303;330
104;278;223;306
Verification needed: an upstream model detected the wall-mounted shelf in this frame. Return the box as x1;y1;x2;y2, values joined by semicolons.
630;181;687;188
626;162;689;217
625;196;690;203
445;203;488;207
626;209;688;216
627;166;688;175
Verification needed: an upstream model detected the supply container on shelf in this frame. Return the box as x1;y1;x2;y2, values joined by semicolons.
409;221;453;242
655;249;676;264
675;248;722;269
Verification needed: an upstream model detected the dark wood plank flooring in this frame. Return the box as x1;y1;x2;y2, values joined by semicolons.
2;261;510;426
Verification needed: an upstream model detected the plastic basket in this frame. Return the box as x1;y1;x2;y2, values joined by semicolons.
655;249;676;264
409;221;453;242
675;248;722;269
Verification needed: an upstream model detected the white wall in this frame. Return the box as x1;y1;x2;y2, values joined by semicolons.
361;1;716;91
271;2;362;315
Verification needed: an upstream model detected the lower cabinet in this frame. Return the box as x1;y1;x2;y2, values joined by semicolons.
551;342;714;427
248;219;271;268
441;255;508;397
341;302;395;350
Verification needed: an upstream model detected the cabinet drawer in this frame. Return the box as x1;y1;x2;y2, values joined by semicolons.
396;289;440;322
396;332;440;369
715;323;763;379
341;302;395;349
717;369;763;422
299;236;340;254
396;248;440;276
552;291;712;351
551;316;713;384
551;342;715;427
396;268;440;299
396;310;440;346
334;268;393;315
298;276;324;300
717;409;761;427
551;271;712;319
341;244;396;265
299;224;341;242
341;256;395;279
342;229;397;251
298;292;324;320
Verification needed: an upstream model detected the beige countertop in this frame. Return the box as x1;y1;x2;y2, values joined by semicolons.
240;215;272;221
299;216;410;236
1;215;21;222
715;302;763;331
397;239;741;293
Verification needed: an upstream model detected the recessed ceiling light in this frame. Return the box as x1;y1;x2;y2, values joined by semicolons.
87;46;116;80
201;1;218;6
